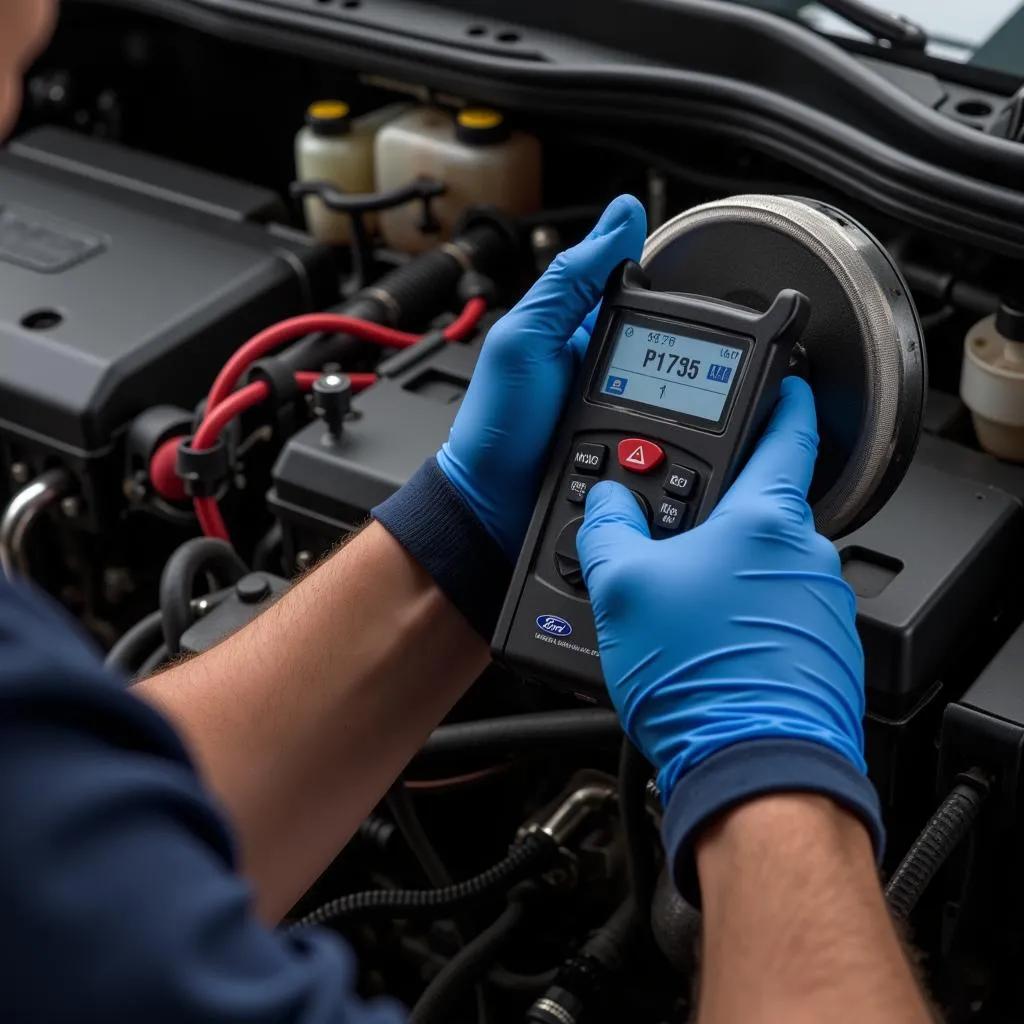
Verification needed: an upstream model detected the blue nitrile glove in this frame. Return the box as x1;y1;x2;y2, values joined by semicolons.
576;377;881;862
436;195;648;560
374;196;647;637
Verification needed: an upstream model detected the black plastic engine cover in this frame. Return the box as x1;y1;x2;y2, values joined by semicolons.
0;128;335;527
842;458;1022;714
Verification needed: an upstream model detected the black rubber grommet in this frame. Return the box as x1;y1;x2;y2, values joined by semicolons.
246;357;299;407
457;270;499;307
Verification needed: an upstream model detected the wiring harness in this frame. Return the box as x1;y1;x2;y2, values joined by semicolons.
293;831;557;929
148;297;487;545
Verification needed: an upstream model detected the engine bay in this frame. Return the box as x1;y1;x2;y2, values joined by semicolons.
8;1;1024;1020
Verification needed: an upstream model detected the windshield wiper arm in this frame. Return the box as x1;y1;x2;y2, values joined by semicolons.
812;0;928;50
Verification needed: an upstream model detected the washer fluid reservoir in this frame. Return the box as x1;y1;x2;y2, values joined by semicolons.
295;101;407;245
375;106;542;254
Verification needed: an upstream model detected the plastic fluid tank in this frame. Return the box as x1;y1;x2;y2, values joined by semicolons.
961;300;1024;461
375;106;542;254
295;101;407;245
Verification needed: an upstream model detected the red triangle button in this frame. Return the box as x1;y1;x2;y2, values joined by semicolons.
617;437;665;474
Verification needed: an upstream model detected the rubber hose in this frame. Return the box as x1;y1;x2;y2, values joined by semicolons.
886;770;990;920
618;740;657;946
381;223;510;323
375;248;467;325
486;966;559;995
453;221;516;278
293;832;557;929
650;868;701;977
581;898;638;970
252;522;284;575
411;898;528;1024
527;899;638;1024
104;610;164;675
159;538;248;655
386;784;453;888
919;306;955;333
280;222;512;371
417;710;622;761
136;643;170;680
384;785;489;1023
899;261;998;318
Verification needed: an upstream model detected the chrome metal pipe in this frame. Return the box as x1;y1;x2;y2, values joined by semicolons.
518;781;618;846
0;468;73;580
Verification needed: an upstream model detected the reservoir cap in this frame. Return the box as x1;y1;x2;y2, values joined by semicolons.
306;100;351;136
456;107;510;146
996;298;1024;343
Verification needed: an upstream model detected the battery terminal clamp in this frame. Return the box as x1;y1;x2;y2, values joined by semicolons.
312;372;354;440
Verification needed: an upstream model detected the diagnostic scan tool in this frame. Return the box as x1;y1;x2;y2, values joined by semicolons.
492;259;809;693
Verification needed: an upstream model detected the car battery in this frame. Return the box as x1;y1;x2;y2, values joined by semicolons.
268;313;500;567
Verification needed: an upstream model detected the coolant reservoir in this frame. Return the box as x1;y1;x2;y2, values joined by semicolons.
960;301;1024;460
295;100;388;245
375;106;542;254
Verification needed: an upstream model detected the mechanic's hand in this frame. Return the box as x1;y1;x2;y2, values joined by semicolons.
437;195;647;560
576;377;866;801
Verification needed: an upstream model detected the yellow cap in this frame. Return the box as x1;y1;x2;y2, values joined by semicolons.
308;100;351;121
457;107;504;131
455;107;510;146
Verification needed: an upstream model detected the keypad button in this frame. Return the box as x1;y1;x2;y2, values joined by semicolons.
573;442;607;475
631;490;652;524
617;438;665;474
655;498;685;532
554;518;585;588
663;464;698;499
565;475;593;504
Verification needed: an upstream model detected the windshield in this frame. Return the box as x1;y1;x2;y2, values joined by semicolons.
738;1;1024;75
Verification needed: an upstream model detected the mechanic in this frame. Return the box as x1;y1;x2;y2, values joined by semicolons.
1;2;934;1022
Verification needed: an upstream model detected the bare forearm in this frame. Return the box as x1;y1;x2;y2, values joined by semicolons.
695;794;933;1024
135;523;489;921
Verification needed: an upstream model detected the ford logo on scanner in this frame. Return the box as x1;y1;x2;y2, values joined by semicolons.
537;615;572;637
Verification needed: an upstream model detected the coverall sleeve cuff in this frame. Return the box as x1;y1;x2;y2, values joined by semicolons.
372;457;513;641
660;738;885;907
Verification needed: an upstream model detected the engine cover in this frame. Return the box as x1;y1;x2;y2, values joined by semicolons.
0;127;335;529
